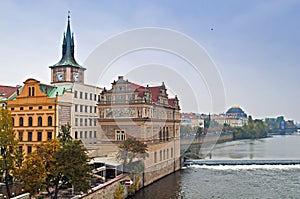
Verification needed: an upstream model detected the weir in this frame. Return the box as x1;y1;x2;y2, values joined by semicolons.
184;159;300;166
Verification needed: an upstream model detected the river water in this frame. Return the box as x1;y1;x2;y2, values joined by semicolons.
132;135;300;199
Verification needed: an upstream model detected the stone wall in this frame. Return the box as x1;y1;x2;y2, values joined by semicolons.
78;174;130;199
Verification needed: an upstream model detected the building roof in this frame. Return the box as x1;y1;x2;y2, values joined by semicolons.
0;85;20;99
226;106;245;114
39;83;73;98
50;13;85;70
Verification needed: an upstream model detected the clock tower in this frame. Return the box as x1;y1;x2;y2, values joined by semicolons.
49;13;86;84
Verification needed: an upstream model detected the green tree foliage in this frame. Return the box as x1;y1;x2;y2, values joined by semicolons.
116;138;148;165
113;183;124;199
57;123;72;144
56;140;92;194
0;108;21;198
18;125;92;199
233;116;269;140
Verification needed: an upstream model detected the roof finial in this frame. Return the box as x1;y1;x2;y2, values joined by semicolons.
68;11;70;22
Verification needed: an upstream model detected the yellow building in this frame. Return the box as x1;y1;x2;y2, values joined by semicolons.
7;79;69;156
97;76;181;186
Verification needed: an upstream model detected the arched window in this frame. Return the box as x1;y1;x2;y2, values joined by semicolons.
28;117;33;126
28;87;31;96
19;117;23;126
75;131;78;139
31;87;35;96
48;116;52;126
38;117;42;126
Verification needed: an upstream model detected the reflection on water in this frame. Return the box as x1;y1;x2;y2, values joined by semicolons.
208;135;300;160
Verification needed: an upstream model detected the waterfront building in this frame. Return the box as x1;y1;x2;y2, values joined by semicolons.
97;76;181;185
0;85;21;108
49;14;101;152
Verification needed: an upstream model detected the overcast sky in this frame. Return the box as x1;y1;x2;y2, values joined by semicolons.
0;0;300;122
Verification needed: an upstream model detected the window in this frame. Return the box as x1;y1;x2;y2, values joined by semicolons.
160;150;162;161
75;131;78;139
116;130;126;141
20;107;24;110
19;117;24;126
85;106;88;113
48;132;52;140
38;117;42;126
89;131;92;138
94;94;97;101
28;132;32;142
89;119;92;126
94;131;97;138
75;105;78;112
80;131;83;138
28;87;31;96
85;131;87;138
38;106;42;110
38;132;42;141
19;132;23;141
90;93;93;100
80;118;83;126
171;148;173;158
85;119;87;126
80;92;83;99
163;149;166;160
94;119;97;126
11;107;14;111
85;93;88;100
48;116;52;126
29;107;33;110
28;146;32;154
90;106;93;113
74;91;78;98
167;149;169;159
12;118;14;126
28;117;33;126
154;152;157;163
94;106;97;113
80;105;83;112
32;87;35;96
48;106;52;109
75;118;78;126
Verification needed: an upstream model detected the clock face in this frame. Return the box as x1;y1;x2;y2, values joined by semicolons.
73;73;79;82
57;72;64;81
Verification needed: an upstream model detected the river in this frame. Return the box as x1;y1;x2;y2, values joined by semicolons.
132;134;300;199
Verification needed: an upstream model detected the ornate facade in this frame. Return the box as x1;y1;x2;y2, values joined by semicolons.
7;79;59;156
97;76;181;185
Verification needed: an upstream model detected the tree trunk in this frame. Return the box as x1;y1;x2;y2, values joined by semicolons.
3;149;12;199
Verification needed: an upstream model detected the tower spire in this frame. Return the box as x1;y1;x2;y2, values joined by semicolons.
50;11;85;69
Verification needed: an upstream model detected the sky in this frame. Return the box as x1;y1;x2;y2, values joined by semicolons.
0;0;300;122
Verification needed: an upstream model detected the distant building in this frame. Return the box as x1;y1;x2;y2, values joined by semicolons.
97;76;181;185
181;113;204;128
0;85;21;108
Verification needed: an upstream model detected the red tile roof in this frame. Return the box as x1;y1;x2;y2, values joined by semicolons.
0;85;20;98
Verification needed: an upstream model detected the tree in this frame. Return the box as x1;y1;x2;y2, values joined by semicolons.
17;129;92;199
57;124;72;144
55;140;92;195
0;108;20;198
116;138;148;166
